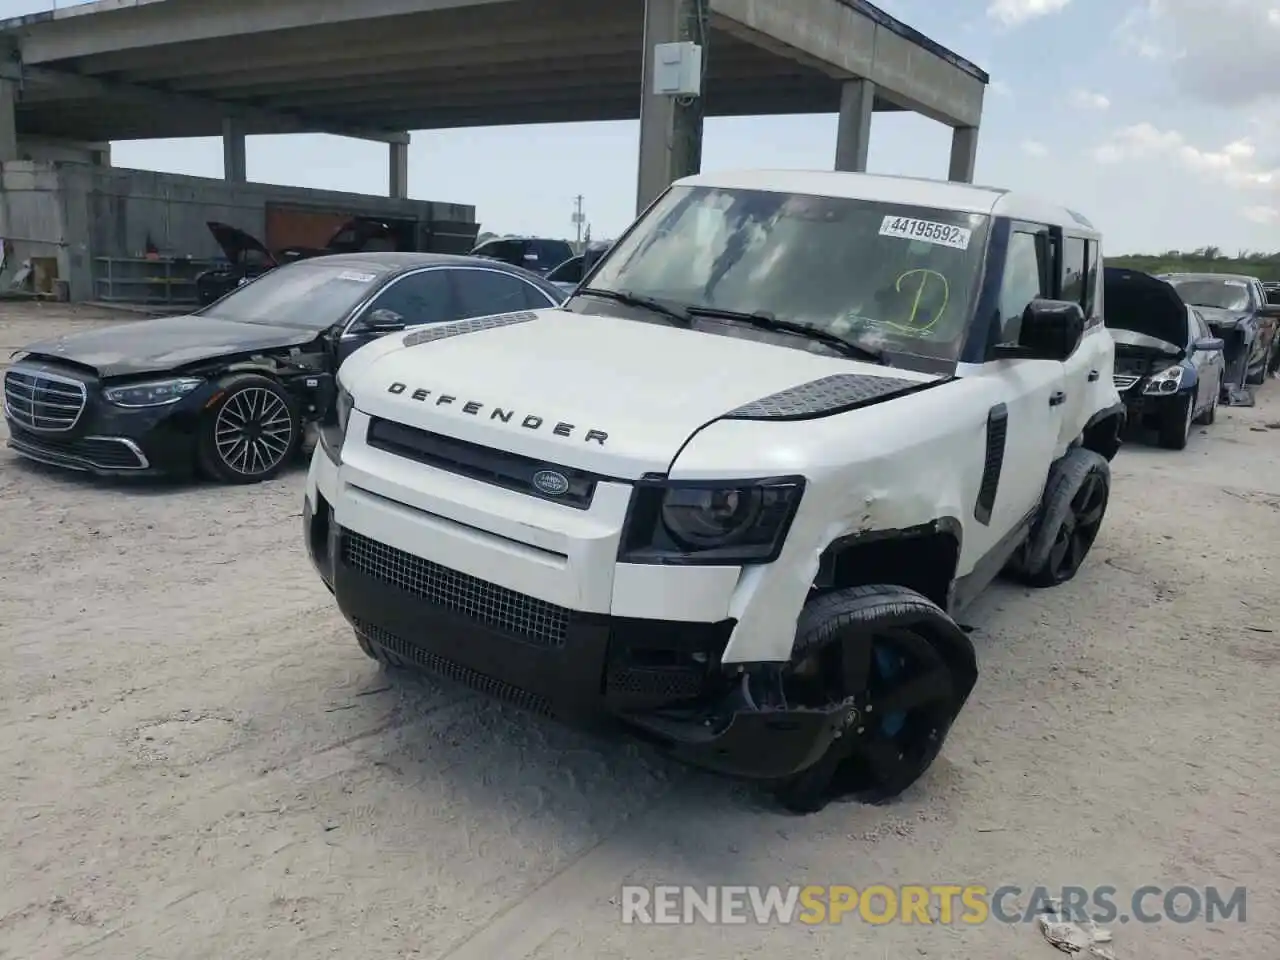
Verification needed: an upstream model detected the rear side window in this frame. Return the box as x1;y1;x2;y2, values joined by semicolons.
1082;240;1100;323
530;240;573;268
1060;236;1087;307
474;239;524;264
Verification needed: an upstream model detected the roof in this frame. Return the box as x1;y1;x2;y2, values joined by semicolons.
295;251;556;281
0;0;986;141
1161;272;1262;283
674;169;1099;231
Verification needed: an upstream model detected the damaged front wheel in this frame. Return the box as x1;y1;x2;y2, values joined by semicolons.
769;585;976;814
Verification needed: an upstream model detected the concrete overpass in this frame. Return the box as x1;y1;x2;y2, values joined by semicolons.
0;0;988;211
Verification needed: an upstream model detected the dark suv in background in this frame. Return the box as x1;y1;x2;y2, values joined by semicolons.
469;236;574;275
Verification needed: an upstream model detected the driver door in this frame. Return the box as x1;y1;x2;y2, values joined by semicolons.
977;224;1065;546
337;268;458;365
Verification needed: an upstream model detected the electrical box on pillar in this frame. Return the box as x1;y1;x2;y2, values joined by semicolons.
652;41;703;97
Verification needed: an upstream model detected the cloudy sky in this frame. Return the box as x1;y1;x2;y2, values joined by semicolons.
3;0;1277;254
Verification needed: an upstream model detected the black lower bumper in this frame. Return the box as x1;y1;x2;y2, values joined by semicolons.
305;503;842;780
5;409;199;478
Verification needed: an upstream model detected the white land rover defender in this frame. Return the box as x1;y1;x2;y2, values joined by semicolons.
304;170;1125;813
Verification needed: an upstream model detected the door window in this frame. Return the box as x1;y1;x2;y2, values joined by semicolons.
1190;308;1211;343
452;269;545;317
1082;240;1100;324
998;230;1049;343
355;269;454;329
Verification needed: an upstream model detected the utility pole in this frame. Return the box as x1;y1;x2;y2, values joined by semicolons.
571;194;585;250
671;0;705;184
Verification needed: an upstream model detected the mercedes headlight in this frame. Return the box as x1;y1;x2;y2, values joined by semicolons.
103;377;203;407
1143;365;1184;395
619;477;805;564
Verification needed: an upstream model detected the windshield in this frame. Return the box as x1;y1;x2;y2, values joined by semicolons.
584;185;991;363
1166;277;1251;312
201;261;386;329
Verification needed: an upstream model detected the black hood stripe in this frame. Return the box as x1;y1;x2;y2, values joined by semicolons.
402;311;538;347
723;372;942;420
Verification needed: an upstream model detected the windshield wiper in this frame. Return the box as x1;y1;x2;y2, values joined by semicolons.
683;305;886;364
577;288;692;326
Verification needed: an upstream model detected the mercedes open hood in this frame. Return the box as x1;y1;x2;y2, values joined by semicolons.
17;314;321;379
348;308;941;479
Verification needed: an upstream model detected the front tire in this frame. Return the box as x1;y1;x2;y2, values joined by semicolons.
197;374;300;484
1157;393;1194;450
1015;448;1110;588
769;585;976;814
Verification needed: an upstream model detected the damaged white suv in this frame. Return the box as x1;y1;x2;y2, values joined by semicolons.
304;170;1126;813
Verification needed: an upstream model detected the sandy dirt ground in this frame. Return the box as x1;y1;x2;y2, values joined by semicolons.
1;302;1277;960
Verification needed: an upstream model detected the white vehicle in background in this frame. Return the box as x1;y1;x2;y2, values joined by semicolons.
304;169;1125;813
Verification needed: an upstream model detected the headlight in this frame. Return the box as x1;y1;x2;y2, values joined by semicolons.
619;477;805;564
319;381;355;464
103;377;203;407
1143;365;1184;395
335;382;354;433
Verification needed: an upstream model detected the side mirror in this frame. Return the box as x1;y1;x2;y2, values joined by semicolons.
366;308;406;332
1194;336;1224;352
992;299;1085;361
1259;303;1280;318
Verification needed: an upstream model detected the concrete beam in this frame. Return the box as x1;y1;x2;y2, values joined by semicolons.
19;66;410;144
222;117;245;181
707;0;985;128
948;125;978;183
389;140;408;199
834;78;873;172
98;20;639;83
6;0;515;65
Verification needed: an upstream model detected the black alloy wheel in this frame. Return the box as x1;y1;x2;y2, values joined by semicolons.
198;374;299;484
770;586;970;814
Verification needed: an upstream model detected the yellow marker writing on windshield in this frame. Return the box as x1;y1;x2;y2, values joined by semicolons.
891;268;949;332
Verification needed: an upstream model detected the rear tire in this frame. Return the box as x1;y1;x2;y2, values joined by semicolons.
769;585;976;814
196;374;300;484
1014;448;1111;588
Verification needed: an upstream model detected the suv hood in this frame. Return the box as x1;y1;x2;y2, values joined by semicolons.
17;314;321;379
349;308;941;479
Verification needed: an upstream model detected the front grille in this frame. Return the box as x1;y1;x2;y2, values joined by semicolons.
341;530;570;648
8;427;146;469
365;417;597;509
1113;374;1140;393
4;368;87;431
352;618;553;715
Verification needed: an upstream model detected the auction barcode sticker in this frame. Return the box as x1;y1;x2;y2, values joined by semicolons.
879;215;972;250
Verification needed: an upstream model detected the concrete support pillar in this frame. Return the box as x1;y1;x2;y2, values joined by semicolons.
91;145;111;167
834;79;874;172
636;0;704;215
0;79;18;163
222;117;246;182
948;125;978;183
389;140;408;199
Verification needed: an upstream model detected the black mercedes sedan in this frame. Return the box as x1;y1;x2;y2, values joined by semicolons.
4;253;565;484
